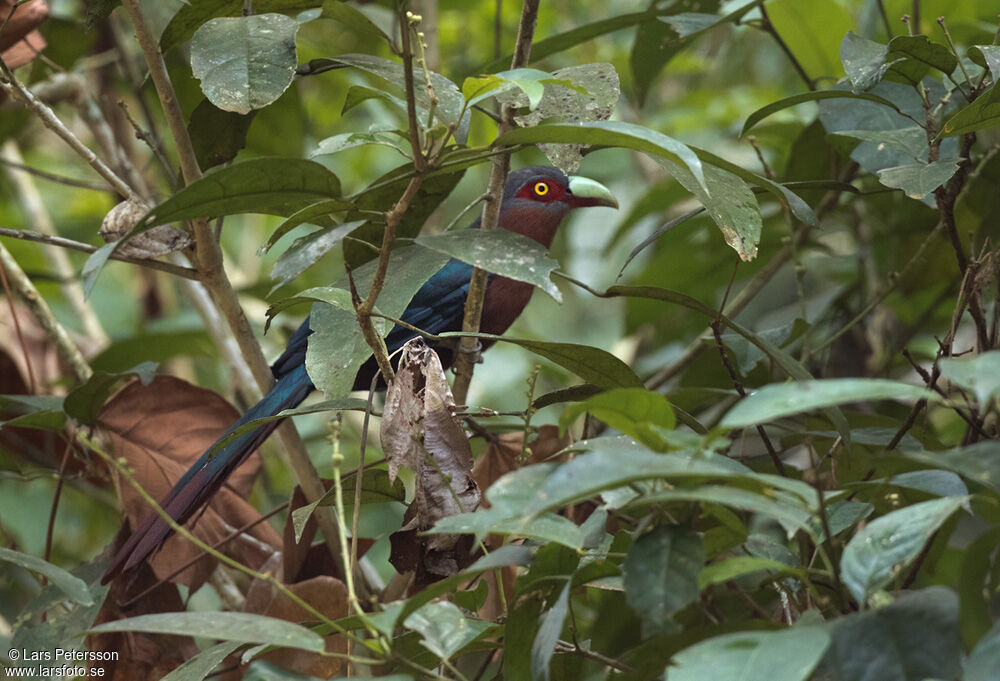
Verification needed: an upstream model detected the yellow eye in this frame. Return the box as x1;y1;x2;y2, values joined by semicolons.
533;181;550;196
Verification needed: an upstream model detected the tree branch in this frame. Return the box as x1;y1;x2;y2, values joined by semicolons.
452;0;540;406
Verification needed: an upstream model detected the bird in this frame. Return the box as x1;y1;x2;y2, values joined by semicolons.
102;166;618;583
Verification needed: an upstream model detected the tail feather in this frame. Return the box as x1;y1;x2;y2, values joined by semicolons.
103;364;313;583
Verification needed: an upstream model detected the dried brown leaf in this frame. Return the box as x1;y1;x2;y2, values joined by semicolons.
281;483;373;583
86;545;199;681
382;338;482;582
238;574;349;680
98;376;281;590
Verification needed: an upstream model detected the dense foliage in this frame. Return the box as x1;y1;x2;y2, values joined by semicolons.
1;0;1000;679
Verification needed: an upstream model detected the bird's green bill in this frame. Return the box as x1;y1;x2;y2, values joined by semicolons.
567;176;618;209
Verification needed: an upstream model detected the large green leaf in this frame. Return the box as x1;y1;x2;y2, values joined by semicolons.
404;601;492;661
902;442;1000;495
498;120;707;193
414;229;562;301
671;627;830;681
190;14;299;114
305;245;450;397
187;99;257;170
160;0;320;50
630;0;721;106
840;497;964;604
940;84;1000;137
140;158;343;228
741;90;913;137
720;379;937;429
559;387;675;451
623;526;703;636
841;31;889;91
966;619;1000;681
698;556;805;590
159;642;243;681
876;160;959;200
269;220;364;290
532;583;570;681
821;587;961;681
0;547;93;606
438;332;642;389
656;158;762;260
89;612;324;652
938;350;1000;408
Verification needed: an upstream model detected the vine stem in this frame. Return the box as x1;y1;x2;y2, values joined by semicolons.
452;0;541;406
120;0;355;584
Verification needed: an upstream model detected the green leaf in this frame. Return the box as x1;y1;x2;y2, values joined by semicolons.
90;331;215;373
766;0;851;80
623;526;703;636
829;126;929;160
310;131;406;159
343;160;469;268
305;245;450;397
840;497;964;604
341;84;407;116
887;35;957;75
671;627;830;681
320;0;391;44
291;468;405;542
393;545;534;627
269;220;364;290
0;395;67;431
720;379;937;429
265;286;382;332
414;229;562;301
966;619;1000;681
497;120;708;194
160;0;320;50
264;195;355;251
531;583;570;681
958;527;1000;649
306;54;465;127
821;587;961;681
187;99;257;171
970;44;1000;81
190;14;299;114
841;31;889;91
477;11;652;75
902;442;1000;496
438;332;642;389
0;547;94;606
876;160;959;200
698;555;804;590
559;387;675;451
532;384;603;409
940;84;1000;137
741;90;913;137
630;0;721;106
938;351;1000;408
656;158;761;260
141;158;342;229
404;601;491;661
159;641;242;681
88;612;324;652
65;361;158;425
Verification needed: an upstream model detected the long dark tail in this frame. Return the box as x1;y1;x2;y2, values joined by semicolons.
102;362;313;583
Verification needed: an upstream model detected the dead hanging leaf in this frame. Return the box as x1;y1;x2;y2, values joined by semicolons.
382;338;481;582
86;536;200;681
98;375;281;591
237;570;349;681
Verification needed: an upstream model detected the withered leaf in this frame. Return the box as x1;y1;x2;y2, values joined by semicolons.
98;376;281;590
382;338;481;581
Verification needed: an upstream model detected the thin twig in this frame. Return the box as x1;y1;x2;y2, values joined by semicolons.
711;320;787;476
759;4;814;90
0;156;110;191
0;58;140;201
43;440;73;566
452;0;541;406
122;0;354;586
0;227;200;280
0;241;92;383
